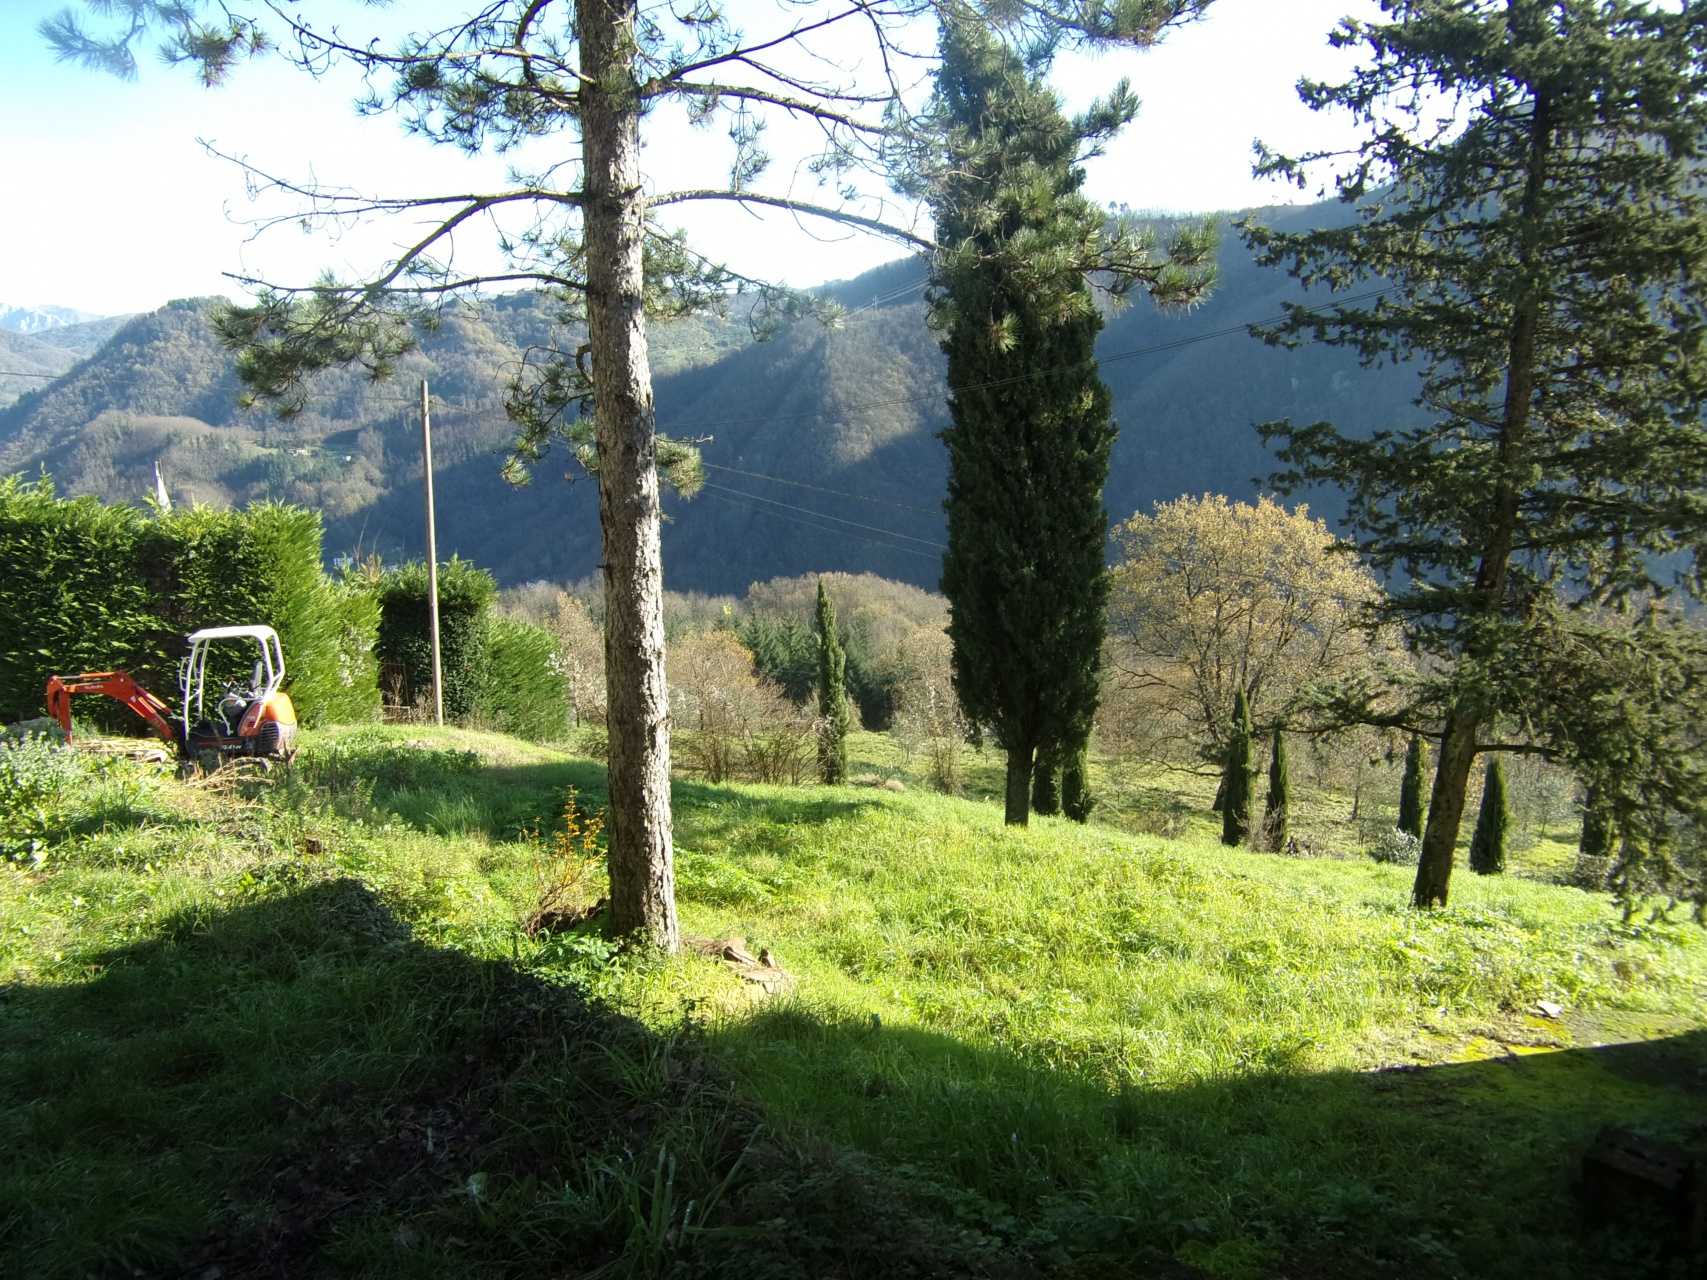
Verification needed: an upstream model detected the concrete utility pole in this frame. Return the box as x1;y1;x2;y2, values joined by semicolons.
421;378;444;727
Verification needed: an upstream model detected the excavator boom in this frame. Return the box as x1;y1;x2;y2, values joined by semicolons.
46;673;178;747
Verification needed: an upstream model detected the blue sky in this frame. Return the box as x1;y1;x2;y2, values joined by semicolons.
0;0;1376;316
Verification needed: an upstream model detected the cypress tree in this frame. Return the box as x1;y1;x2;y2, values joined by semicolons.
1032;741;1062;816
1579;784;1615;860
1244;1;1707;908
1397;734;1428;839
1062;738;1093;824
922;14;1214;827
1265;724;1289;851
814;579;850;785
1468;757;1509;875
1221;688;1254;847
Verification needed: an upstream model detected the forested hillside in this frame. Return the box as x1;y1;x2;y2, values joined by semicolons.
0;202;1421;592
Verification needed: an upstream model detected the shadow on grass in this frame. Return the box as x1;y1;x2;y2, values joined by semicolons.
0;878;1011;1280
706;1001;1707;1279
331;751;892;847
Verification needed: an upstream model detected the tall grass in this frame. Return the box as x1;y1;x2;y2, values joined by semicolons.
3;726;1703;1278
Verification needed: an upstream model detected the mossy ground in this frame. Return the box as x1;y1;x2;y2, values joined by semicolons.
3;726;1703;1277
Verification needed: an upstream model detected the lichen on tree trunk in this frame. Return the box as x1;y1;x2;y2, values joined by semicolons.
580;0;678;950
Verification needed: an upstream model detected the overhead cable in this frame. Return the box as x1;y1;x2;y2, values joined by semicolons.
666;286;1391;434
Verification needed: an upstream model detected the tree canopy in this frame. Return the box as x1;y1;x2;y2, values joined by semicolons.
1243;0;1707;909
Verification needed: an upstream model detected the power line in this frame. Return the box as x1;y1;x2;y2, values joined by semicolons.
703;462;940;515
702;480;946;549
700;491;940;561
0;370;61;378
664;286;1391;434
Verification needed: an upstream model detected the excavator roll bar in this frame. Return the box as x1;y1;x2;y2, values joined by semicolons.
46;672;178;747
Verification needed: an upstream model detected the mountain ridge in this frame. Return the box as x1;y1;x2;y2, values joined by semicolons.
0;201;1422;593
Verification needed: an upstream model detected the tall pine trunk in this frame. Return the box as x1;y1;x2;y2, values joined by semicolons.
581;0;677;949
1412;93;1551;911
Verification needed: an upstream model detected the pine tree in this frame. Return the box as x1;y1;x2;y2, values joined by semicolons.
814;579;850;786
1221;688;1253;847
922;12;1214;827
1265;724;1289;852
1244;0;1707;908
1468;757;1509;875
1397;734;1428;840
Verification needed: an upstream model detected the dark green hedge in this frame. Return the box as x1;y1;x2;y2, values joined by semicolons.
373;558;496;720
481;616;568;741
0;474;378;726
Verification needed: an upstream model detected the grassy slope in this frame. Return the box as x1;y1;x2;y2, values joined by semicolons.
3;726;1703;1278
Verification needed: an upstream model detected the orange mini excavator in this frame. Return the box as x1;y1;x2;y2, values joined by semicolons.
46;625;298;762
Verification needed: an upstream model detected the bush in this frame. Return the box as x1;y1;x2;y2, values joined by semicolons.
1368;826;1423;865
667;630;811;784
481;616;568;742
142;503;379;726
0;735;88;863
372;558;496;720
0;475;378;727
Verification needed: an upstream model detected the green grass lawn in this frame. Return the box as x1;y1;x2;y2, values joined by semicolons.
3;726;1703;1278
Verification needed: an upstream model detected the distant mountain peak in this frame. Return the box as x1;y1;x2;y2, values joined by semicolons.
0;304;106;335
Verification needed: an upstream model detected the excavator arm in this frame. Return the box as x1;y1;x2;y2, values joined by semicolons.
46;673;178;747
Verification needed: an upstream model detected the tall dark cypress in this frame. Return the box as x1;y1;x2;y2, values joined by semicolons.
1468;757;1509;875
1032;742;1062;816
1579;783;1615;860
922;14;1213;827
1265;724;1289;851
815;578;850;785
1221;688;1254;847
1062;738;1092;824
1397;733;1428;839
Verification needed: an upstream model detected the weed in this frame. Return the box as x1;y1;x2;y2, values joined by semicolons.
521;787;607;936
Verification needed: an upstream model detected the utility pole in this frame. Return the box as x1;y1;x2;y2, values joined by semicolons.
421;378;444;727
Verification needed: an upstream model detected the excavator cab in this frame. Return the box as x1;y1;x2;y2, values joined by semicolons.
180;626;298;759
46;624;298;762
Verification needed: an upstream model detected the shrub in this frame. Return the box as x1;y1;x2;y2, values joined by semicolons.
481;615;568;742
372;558;496;720
667;630;809;784
0;736;88;863
0;475;377;727
1368;826;1423;865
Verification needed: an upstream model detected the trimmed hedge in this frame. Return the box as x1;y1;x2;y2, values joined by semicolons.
482;615;568;741
373;558;496;720
0;474;378;726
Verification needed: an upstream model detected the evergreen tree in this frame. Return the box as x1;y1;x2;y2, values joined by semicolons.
1062;739;1093;823
922;11;1214;826
1221;688;1254;846
814;579;851;786
1265;724;1289;851
1032;741;1062;816
1397;734;1428;839
1579;783;1615;861
1468;757;1510;875
1244;0;1707;907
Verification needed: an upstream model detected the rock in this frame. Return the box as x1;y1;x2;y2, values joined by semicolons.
1535;1000;1564;1018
